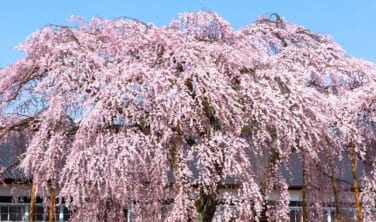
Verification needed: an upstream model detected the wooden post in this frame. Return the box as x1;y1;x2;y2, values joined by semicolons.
328;151;343;222
49;183;55;222
349;140;363;222
325;137;343;222
29;180;36;222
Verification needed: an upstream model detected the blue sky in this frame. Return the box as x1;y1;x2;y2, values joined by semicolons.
1;1;375;67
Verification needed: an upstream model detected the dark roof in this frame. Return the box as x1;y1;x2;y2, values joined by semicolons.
0;144;25;180
282;152;364;188
0;142;365;188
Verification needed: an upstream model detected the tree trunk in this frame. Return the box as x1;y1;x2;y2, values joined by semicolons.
29;180;36;222
324;136;343;222
170;124;181;192
349;140;363;222
258;141;281;221
49;183;55;222
302;153;307;222
328;151;343;222
195;189;217;222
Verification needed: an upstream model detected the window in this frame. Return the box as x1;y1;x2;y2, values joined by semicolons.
0;206;9;221
63;207;70;221
0;205;25;222
34;206;62;222
289;207;302;222
34;206;46;221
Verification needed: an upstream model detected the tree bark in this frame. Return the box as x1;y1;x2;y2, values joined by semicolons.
49;183;55;222
328;151;343;222
29;180;36;222
170;124;182;196
349;140;363;222
195;189;217;222
324;136;343;222
258;141;280;222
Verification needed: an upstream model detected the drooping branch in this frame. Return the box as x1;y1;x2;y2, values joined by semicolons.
46;24;80;45
0;117;39;139
114;16;151;32
1;10;375;221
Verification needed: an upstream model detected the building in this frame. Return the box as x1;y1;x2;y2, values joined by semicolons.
0;144;69;222
0;143;372;222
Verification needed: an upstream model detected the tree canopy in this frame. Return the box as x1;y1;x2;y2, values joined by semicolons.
0;11;375;221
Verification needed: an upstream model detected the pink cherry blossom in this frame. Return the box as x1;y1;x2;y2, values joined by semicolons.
1;11;375;221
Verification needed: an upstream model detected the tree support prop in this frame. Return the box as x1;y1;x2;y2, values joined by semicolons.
29;180;36;222
349;140;362;222
49;183;55;222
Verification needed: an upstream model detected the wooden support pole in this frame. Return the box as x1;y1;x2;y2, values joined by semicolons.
48;183;55;222
29;180;36;222
328;151;343;222
349;140;363;222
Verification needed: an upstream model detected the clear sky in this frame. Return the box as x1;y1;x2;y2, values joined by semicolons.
1;0;375;67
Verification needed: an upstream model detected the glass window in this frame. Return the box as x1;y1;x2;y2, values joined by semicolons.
0;205;26;221
289;208;302;222
33;206;61;222
34;206;45;221
1;206;9;221
63;207;71;221
342;208;356;222
9;206;24;221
